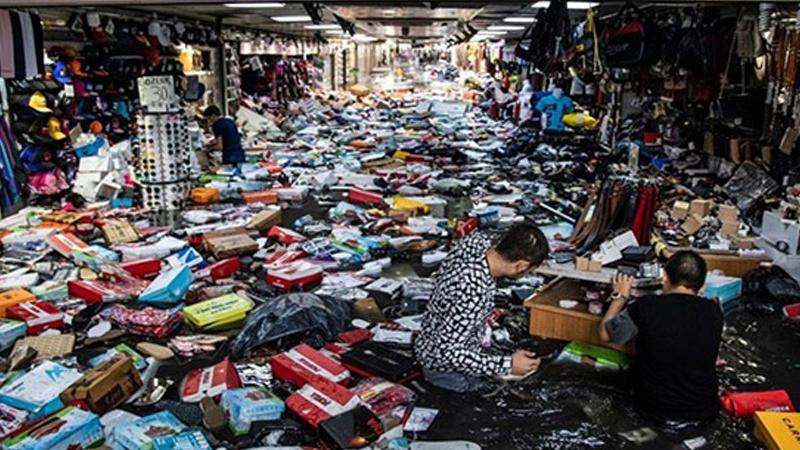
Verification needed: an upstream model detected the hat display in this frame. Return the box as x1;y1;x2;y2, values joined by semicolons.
53;61;72;85
68;59;88;77
47;117;67;141
90;120;103;135
28;91;53;114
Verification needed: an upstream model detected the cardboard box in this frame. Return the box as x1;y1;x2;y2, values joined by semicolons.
205;233;259;259
0;319;26;351
0;289;34;317
754;411;800;450
689;199;714;217
101;221;139;245
682;214;704;235
575;257;602;273
270;343;351;388
718;204;740;222
180;358;242;403
671;201;690;220
286;378;360;428
246;207;282;232
525;278;632;353
220;387;285;435
1;406;103;450
0;361;83;419
183;293;254;331
720;219;740;237
0;402;28;441
6;300;64;335
242;190;278;205
61;355;142;414
109;411;185;450
349;84;371;97
191;187;220;204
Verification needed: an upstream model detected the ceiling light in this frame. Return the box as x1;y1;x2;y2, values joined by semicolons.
504;16;537;23
532;1;598;9
383;9;397;15
270;15;312;22
352;33;377;42
304;24;341;30
224;2;285;8
488;25;525;31
325;29;345;34
476;30;507;35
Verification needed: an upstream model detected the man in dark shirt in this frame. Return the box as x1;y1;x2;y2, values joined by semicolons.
599;250;723;422
415;223;549;392
203;105;244;169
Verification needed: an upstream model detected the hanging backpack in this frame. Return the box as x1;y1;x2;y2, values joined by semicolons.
602;2;660;69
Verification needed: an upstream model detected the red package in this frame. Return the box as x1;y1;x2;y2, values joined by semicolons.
208;257;241;280
338;328;372;345
264;249;305;270
267;226;307;245
271;343;351;388
6;300;64;335
784;302;800;320
180;358;242;403
120;259;162;278
720;390;796;417
286;378;360;428
456;217;479;238
266;261;323;291
347;188;385;208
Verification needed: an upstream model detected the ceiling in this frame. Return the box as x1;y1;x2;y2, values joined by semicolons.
19;1;784;44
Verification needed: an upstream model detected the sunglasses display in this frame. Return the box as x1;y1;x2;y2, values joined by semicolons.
135;112;191;211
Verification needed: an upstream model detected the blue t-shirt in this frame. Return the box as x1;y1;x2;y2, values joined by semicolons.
535;95;574;130
212;117;244;163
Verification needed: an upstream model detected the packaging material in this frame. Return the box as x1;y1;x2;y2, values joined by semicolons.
0;361;83;419
555;341;630;371
121;259;162;278
180;358;242;402
271;343;351;388
101;304;183;338
88;343;148;371
153;430;213;450
246;207;282;231
319;405;384;450
6;300;64;335
0;319;27;351
0;402;28;441
266;261;323;291
242;190;278;204
350;84;371;97
109;411;185;450
682;214;704;235
220;387;285;435
205;233;259;258
138;264;194;305
267;226;307;244
575;257;602;273
784;303;800;320
754;411;800;450
1;406;103;450
671;201;690;219
365;278;404;308
183;293;254;331
703;273;743;305
0;289;35;317
191;187;220;204
689;199;714;217
341;342;420;383
12;334;75;360
60;355;142;414
720;390;795;417
206;257;241;280
718;204;739;222
352;377;416;428
286;378;360;428
102;220;140;245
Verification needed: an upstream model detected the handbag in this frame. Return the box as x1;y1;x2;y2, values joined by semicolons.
601;2;659;68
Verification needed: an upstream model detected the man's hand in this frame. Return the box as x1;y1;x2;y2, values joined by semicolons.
511;350;541;375
612;272;634;299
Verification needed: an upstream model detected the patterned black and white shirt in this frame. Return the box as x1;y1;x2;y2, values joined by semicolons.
415;232;512;376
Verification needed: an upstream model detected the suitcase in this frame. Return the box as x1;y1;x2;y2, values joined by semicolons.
341;341;421;384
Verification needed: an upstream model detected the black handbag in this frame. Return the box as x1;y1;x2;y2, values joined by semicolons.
602;2;660;68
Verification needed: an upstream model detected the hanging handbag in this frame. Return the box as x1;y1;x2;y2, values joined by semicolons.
601;2;659;68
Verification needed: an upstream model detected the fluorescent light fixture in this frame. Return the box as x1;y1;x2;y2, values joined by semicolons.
304;24;341;30
476;30;508;35
270;15;312;22
383;9;397;15
488;25;526;31
224;2;285;7
325;29;345;34
352;33;377;42
532;1;598;9
504;16;537;23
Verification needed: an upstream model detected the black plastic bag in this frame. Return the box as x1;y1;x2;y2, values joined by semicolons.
743;266;800;305
230;293;351;359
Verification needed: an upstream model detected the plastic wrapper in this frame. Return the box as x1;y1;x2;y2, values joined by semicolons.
229;293;350;359
352;378;416;428
722;161;778;211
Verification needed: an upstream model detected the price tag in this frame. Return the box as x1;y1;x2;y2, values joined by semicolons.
137;75;176;113
63;83;75;98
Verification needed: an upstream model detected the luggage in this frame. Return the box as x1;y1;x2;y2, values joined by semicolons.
270;343;351;387
341;341;421;383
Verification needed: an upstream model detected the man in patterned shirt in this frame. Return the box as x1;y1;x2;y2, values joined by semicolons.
415;223;549;392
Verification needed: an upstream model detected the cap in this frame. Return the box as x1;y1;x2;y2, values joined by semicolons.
52;61;72;84
28;91;53;114
46;117;67;140
63;46;79;59
21;145;56;173
143;47;161;66
90;120;103;135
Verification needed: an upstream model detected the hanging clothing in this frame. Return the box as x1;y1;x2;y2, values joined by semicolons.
19;12;37;78
535;94;574;130
0;10;15;79
10;11;25;80
0;11;44;79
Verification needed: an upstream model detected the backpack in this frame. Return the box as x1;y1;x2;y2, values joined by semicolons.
602;2;660;68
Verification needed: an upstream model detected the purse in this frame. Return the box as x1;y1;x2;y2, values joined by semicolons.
601;2;659;69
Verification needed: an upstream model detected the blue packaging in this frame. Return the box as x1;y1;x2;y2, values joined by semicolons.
139;264;194;305
110;411;185;450
220;387;285;435
1;406;103;450
0;319;27;351
703;273;743;305
152;430;212;450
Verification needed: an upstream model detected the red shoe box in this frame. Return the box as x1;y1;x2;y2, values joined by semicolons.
208;257;241;280
264;250;305;270
267;226;307;245
270;343;351;388
120;259;162;279
179;358;242;403
347;188;385;208
6;300;64;335
286;378;360;428
266;261;323;291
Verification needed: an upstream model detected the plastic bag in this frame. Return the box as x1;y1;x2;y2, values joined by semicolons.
723;161;778;211
229;293;350;359
744;266;800;304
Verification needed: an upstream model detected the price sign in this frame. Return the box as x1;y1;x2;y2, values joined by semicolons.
137;75;176;113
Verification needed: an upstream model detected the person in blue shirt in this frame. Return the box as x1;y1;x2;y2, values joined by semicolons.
203;105;244;170
535;88;574;130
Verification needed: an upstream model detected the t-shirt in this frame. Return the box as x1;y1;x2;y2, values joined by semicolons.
535;94;574;130
607;294;723;421
212;117;244;164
